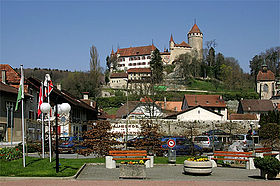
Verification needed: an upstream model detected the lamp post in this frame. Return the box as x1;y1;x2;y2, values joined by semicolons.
40;103;51;159
55;103;71;173
250;122;255;153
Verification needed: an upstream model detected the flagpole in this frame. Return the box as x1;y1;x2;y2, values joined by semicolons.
42;113;45;158
11;106;13;146
48;80;52;162
20;65;26;167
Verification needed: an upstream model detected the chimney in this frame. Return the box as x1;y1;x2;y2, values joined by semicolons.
164;97;167;110
57;83;61;91
82;92;89;100
1;70;6;84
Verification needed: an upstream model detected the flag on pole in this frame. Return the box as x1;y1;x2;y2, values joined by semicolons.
37;83;43;117
15;68;24;111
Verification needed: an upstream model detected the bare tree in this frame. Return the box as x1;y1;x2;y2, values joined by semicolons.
89;45;102;99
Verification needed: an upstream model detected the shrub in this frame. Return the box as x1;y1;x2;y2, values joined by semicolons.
0;147;22;161
254;157;280;176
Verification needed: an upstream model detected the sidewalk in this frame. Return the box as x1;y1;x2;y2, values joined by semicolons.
76;164;265;181
1;164;279;186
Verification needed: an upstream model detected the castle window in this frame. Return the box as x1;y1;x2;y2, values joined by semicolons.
142;56;145;60
263;84;268;92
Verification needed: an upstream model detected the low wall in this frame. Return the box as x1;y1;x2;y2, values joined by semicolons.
110;119;259;137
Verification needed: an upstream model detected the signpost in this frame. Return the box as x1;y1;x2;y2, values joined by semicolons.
167;139;176;163
167;139;176;148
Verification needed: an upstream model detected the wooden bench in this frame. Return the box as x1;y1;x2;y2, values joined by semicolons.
255;147;279;157
211;151;255;169
106;150;153;169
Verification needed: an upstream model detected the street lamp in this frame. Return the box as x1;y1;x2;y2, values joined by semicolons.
40;103;51;159
55;103;71;173
250;122;255;153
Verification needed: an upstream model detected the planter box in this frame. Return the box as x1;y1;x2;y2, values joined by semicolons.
184;160;212;175
119;164;146;179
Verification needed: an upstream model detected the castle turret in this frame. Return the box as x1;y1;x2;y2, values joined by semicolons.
187;24;203;58
169;34;175;49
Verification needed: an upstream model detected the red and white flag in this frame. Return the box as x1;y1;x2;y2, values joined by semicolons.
43;74;53;98
37;84;43;117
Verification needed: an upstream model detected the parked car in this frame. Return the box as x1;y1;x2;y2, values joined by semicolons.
160;137;203;156
231;134;254;151
202;129;229;136
58;136;83;153
193;136;223;151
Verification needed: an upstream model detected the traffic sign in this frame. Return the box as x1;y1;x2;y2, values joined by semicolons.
167;139;176;148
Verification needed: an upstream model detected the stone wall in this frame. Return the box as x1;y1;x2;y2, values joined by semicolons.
110;119;259;137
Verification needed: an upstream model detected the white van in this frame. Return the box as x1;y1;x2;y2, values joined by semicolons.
232;134;254;151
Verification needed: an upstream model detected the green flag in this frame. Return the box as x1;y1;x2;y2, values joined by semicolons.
15;68;24;111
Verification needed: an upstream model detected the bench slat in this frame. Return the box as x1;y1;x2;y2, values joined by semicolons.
212;158;249;162
263;153;279;156
255;147;272;151
214;154;253;158
214;151;252;155
113;157;150;161
109;150;146;154
110;154;147;157
255;150;274;153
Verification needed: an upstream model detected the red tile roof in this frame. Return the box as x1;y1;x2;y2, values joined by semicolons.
170;34;174;42
175;41;191;48
188;24;202;34
156;101;182;112
116;45;156;57
184;94;226;108
127;68;151;73
257;70;275;81
140;97;153;103
0;64;21;84
228;113;258;120
240;99;274;112
110;72;128;78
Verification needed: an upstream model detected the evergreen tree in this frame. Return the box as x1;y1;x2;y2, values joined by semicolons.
150;48;163;84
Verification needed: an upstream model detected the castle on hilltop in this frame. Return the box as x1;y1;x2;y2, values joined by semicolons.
110;23;203;71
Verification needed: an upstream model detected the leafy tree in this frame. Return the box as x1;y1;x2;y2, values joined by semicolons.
134;120;163;155
214;53;224;80
206;47;215;77
259;111;280;148
150;48;163;84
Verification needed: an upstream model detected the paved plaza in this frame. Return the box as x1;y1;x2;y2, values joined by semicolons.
1;164;280;186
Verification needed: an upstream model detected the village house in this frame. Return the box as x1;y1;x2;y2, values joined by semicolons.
237;99;274;120
164;105;224;121
109;72;128;89
115;97;163;119
181;94;227;120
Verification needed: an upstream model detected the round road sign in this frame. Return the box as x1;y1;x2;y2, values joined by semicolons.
167;139;176;148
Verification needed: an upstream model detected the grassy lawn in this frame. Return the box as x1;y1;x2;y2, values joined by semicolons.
103;107;119;115
0;156;200;177
0;157;104;177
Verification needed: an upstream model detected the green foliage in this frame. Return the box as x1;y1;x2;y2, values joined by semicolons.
97;96;126;108
150;48;163;83
0;147;22;161
164;64;175;74
254;157;280;176
250;47;280;79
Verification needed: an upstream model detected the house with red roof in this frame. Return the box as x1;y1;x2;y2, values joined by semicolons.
111;44;156;71
181;94;227;120
115;97;163;119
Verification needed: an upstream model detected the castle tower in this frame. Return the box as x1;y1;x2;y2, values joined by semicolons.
187;23;203;59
